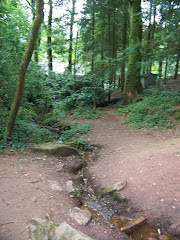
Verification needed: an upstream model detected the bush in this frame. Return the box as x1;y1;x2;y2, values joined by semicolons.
61;122;92;142
71;107;102;119
119;90;180;129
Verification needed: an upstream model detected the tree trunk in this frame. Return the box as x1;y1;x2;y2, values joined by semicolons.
121;14;127;91
68;0;76;73
3;0;44;142
123;0;142;104
174;53;179;79
73;31;79;79
164;57;168;84
158;60;162;80
47;0;53;71
108;0;113;102
91;0;95;73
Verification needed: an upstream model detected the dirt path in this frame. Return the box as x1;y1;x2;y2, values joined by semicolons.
0;108;180;239
86;108;180;237
0;151;127;240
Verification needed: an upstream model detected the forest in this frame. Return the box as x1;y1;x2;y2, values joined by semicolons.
0;0;180;149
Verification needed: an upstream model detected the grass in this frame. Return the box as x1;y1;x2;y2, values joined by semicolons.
61;122;93;142
71;107;102;119
118;90;180;129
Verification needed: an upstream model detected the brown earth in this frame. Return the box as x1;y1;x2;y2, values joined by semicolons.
0;107;180;239
86;108;180;237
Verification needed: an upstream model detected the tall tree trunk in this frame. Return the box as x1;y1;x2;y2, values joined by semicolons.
68;0;76;73
164;57;168;84
121;14;127;91
108;0;113;102
91;0;95;73
3;0;44;142
73;31;79;79
47;0;53;71
28;0;40;62
174;53;179;79
158;60;162;80
112;19;117;88
31;0;38;62
123;0;142;104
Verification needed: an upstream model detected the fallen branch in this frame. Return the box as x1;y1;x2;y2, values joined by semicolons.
0;221;15;227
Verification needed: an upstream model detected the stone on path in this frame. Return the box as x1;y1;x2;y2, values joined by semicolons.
66;158;86;173
102;181;127;194
53;222;95;240
31;142;79;156
66;180;76;193
121;216;145;232
48;180;63;192
69;207;92;226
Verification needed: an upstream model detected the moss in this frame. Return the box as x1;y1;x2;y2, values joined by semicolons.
112;192;129;204
31;142;79;156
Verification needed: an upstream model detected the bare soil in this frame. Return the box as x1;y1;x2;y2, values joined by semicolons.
0;107;180;239
87;107;180;237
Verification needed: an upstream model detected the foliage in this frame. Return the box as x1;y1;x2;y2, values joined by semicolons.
0;107;59;151
68;137;94;150
61;122;92;142
50;73;108;118
119;90;180;129
71;107;101;119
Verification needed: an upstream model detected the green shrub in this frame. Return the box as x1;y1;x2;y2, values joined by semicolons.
72;107;102;119
61;122;92;142
119;90;180;129
68;137;94;150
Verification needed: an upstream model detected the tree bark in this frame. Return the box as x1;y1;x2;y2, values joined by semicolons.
174;53;179;79
108;0;113;102
121;14;127;91
68;0;76;73
73;31;78;79
164;57;168;84
3;0;44;142
91;0;95;73
47;0;53;71
123;0;142;104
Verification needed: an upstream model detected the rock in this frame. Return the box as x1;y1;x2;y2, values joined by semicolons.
121;216;146;232
30;196;37;202
159;235;169;240
48;180;63;192
66;158;86;173
31;143;79;157
53;222;95;240
28;224;37;233
28;217;54;240
56;163;65;172
167;223;180;237
66;180;76;193
30;217;47;225
102;181;127;195
69;207;92;226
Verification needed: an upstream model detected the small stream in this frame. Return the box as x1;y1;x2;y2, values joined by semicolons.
80;152;176;240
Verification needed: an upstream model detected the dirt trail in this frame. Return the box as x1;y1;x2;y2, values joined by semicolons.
0;108;180;239
87;108;180;236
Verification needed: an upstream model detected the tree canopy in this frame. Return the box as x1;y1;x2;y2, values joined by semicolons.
0;0;179;145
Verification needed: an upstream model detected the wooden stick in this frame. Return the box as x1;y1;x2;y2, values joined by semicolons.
0;221;15;227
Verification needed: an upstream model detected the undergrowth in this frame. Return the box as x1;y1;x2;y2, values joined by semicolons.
118;90;180;129
71;107;101;119
61;122;93;142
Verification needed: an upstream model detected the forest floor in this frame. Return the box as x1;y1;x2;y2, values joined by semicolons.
0;106;180;240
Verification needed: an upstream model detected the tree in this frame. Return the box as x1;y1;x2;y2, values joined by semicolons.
47;0;53;71
3;0;44;142
124;0;143;104
68;0;76;73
